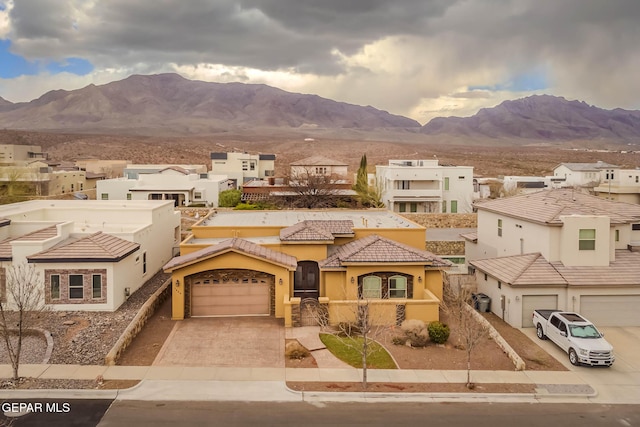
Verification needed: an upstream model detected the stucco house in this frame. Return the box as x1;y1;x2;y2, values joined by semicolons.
0;200;180;311
553;161;618;189
164;210;450;327
464;189;640;327
593;166;640;204
376;159;474;214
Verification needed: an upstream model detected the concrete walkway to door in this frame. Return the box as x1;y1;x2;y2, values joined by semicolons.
153;317;285;367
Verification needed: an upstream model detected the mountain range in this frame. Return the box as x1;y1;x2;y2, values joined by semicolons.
0;73;639;141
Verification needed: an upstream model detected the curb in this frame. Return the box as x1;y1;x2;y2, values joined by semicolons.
0;389;119;400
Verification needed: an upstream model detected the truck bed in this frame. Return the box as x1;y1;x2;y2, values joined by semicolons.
533;309;559;320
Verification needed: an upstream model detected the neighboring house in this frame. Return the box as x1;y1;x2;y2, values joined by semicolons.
502;176;567;195
0;161;89;198
97;167;233;207
553;161;618;189
163;210;450;327
463;189;640;327
593;166;640;204
75;159;130;179
0;200;180;311
289;156;349;180
376;159;474;213
0;144;46;166
123;164;208;179
210;152;276;185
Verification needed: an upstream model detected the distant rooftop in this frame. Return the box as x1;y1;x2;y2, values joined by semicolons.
201;210;421;229
290;156;348;166
556;161;619;171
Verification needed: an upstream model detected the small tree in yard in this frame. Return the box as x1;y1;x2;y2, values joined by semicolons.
218;189;242;207
0;264;47;381
442;280;490;389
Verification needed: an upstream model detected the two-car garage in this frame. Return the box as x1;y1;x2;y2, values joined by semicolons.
580;295;640;327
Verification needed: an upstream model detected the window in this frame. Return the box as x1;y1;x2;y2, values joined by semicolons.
498;281;501;289
410;202;417;213
450;200;458;213
398;180;410;190
458;176;465;180
579;229;596;250
315;167;327;175
484;273;488;281
194;192;202;199
636;176;639;183
250;162;255;171
498;219;503;237
69;274;84;299
615;229;620;242
92;275;102;299
126;193;132;200
444;177;450;191
442;203;446;213
388;276;407;298
398;203;406;213
143;252;147;274
101;193;109;200
242;161;248;171
50;274;60;299
362;276;381;299
632;224;640;231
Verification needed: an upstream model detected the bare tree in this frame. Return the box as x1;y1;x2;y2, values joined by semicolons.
285;167;345;208
0;264;47;381
312;284;395;389
442;280;490;388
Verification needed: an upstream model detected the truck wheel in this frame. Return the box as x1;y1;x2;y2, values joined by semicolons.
536;324;547;340
569;348;579;366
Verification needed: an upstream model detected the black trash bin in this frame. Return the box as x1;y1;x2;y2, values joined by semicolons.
476;293;491;312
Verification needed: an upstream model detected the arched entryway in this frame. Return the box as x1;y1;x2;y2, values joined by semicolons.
186;269;275;317
294;261;319;299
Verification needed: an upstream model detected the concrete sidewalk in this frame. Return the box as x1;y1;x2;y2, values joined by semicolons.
1;363;608;403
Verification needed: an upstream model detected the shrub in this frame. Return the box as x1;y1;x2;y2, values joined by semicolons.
285;340;310;360
218;189;242;207
391;335;408;346
401;319;429;347
234;202;259;210
427;321;450;344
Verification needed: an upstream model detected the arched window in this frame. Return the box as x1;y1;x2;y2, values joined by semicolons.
362;276;382;299
388;275;407;298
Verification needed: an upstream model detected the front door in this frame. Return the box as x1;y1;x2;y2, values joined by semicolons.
294;261;319;299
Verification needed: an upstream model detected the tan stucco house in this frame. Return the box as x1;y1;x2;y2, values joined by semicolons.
164;210;450;327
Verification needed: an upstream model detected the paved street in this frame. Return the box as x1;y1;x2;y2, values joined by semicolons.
98;401;640;427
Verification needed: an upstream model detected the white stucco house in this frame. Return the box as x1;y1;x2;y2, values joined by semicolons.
593;166;640;204
553;161;618;189
0;200;180;311
376;159;474;213
464;189;640;327
97;166;233;207
210;152;276;185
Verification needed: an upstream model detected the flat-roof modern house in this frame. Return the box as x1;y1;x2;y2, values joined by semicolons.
464;189;640;327
164;210;450;327
210;152;276;185
97;166;233;207
593;166;640;204
553;161;618;189
376;159;474;214
0;200;180;311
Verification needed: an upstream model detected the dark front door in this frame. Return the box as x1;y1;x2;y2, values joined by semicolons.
294;261;319;299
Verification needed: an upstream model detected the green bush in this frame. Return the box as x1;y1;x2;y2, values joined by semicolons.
427;321;450;344
285;341;311;360
219;189;242;207
234;202;259;210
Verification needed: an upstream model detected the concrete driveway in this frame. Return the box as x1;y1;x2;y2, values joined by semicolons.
521;326;640;403
153;317;285;368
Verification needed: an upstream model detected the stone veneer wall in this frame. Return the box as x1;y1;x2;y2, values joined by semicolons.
401;213;477;228
425;241;465;256
105;278;171;365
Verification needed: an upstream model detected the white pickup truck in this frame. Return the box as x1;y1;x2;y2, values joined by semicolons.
532;310;615;367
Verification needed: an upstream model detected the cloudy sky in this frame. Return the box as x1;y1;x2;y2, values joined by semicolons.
0;0;639;124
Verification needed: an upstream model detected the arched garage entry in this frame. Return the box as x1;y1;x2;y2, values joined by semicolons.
185;269;275;317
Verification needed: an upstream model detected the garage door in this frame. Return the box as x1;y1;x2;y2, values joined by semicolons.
191;278;270;317
580;295;640;326
522;295;558;328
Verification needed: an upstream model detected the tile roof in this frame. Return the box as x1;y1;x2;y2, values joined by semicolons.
27;232;140;263
470;253;568;287
471;250;640;287
474;189;640;225
279;220;355;242
460;231;478;243
164;238;298;272
0;225;60;260
290;156;348;167
557;162;618;171
320;234;450;268
551;251;640;286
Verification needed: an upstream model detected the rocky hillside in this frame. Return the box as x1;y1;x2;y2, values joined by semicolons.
0;73;421;134
421;95;640;141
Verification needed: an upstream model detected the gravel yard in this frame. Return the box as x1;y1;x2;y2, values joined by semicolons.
0;272;170;367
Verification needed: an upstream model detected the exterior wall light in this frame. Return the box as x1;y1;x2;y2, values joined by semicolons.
175;279;180;288
418;276;423;283
350;277;355;284
279;278;283;285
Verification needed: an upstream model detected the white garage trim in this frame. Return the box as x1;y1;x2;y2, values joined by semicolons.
522;294;558;328
580;295;640;327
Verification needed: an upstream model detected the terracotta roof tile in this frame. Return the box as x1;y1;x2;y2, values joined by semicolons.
475;189;640;225
164;238;297;272
470;253;567;286
0;225;60;260
27;232;140;263
552;251;640;286
279;220;354;241
320;234;450;268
